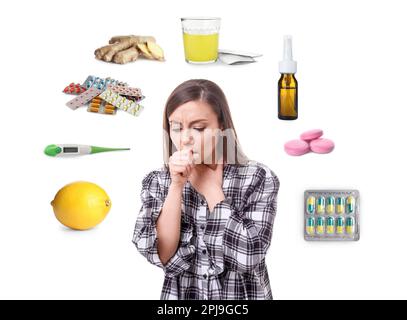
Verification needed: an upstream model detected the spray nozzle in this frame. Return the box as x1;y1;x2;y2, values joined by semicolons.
283;35;293;60
279;35;297;74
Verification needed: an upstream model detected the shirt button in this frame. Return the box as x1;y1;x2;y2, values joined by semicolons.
202;249;207;255
203;274;207;280
200;224;205;230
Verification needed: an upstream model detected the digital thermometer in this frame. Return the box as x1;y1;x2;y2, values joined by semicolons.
44;144;130;157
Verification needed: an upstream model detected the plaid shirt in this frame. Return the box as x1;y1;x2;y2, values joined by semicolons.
132;161;279;300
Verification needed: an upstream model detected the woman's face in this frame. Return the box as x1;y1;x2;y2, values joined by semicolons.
168;100;223;165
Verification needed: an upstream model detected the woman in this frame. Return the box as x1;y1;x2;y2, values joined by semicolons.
133;79;280;300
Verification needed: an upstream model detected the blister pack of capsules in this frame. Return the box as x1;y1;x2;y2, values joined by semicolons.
99;89;144;116
304;190;360;241
87;96;117;115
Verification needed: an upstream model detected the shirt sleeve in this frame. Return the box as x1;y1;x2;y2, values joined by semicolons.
206;166;280;274
132;170;196;277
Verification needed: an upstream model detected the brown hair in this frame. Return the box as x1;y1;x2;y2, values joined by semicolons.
163;79;248;165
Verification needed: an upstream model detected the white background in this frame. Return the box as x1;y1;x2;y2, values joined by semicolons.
0;0;406;300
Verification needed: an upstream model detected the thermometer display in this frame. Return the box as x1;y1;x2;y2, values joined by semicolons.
63;147;79;153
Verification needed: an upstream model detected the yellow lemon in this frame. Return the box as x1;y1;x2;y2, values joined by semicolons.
51;181;111;230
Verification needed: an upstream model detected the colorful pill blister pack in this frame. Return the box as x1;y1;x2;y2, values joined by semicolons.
63;83;86;95
82;75;127;90
99;89;144;116
66;87;103;110
107;84;144;102
304;190;360;241
87;96;117;115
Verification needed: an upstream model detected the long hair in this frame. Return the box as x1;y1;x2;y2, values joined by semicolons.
163;79;248;165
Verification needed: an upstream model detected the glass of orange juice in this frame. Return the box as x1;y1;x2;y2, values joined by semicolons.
181;17;221;64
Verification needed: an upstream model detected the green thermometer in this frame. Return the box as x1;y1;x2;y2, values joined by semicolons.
44;144;130;157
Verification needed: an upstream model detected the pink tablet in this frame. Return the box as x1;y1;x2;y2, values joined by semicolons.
300;129;323;142
284;139;310;156
310;138;335;154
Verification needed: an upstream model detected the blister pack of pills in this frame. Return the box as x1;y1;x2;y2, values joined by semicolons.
66;87;103;110
304;190;360;241
63;83;86;95
107;85;144;102
99;89;144;116
87;96;117;115
82;75;127;90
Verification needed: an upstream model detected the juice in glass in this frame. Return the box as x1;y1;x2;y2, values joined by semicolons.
183;33;219;63
181;17;221;64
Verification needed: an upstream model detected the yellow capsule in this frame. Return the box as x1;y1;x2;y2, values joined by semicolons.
326;196;335;214
346;196;355;214
306;217;315;235
307;196;316;214
326;217;335;234
89;107;100;113
336;217;344;234
316;217;325;235
104;109;115;115
317;197;325;214
336;197;345;214
346;217;355;234
104;103;115;110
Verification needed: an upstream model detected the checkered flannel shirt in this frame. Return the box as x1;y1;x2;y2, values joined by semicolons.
132;161;279;300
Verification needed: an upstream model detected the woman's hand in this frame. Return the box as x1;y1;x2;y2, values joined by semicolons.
157;149;196;265
189;164;225;212
168;149;196;188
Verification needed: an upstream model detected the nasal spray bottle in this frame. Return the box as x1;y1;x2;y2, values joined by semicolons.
278;35;298;120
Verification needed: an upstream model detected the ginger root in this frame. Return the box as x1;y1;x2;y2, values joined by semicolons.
94;35;164;64
147;41;165;61
136;43;154;59
113;46;139;64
